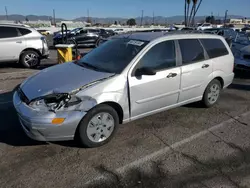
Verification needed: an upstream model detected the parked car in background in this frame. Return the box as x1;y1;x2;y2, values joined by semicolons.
54;28;113;47
14;32;234;147
197;23;213;30
203;28;237;48
181;27;196;31
114;28;125;34
0;24;49;68
37;29;52;36
72;29;113;47
233;33;250;71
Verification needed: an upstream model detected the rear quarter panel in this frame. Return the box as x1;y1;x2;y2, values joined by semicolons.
24;31;43;52
212;39;235;88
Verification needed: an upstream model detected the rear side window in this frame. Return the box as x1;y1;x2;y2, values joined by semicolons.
200;39;229;58
179;39;205;65
18;28;32;35
0;26;19;38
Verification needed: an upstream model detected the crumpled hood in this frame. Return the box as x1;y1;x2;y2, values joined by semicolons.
21;62;114;100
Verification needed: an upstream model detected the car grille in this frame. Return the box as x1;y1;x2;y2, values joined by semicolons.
17;87;30;104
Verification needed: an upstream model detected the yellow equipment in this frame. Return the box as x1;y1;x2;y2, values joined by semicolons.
55;44;75;64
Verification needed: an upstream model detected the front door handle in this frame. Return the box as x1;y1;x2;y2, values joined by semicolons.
167;73;177;78
16;41;22;44
202;64;210;68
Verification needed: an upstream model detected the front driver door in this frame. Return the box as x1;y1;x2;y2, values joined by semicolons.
128;40;181;120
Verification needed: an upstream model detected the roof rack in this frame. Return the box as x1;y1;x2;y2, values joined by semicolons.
163;30;216;35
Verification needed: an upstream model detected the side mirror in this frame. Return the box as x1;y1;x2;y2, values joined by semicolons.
135;67;156;77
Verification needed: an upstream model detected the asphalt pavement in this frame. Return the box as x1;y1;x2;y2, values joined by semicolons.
1;54;250;187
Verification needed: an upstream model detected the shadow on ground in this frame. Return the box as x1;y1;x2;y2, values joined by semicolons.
0;91;46;147
234;70;250;79
0;90;80;147
86;143;250;188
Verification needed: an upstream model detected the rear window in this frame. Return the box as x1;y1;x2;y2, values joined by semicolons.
200;39;229;58
0;26;19;38
18;28;32;35
179;39;205;65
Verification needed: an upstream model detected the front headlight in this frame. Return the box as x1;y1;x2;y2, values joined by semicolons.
29;93;72;111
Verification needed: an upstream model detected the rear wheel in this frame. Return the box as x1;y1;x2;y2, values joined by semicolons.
202;79;222;108
20;50;40;68
77;104;119;148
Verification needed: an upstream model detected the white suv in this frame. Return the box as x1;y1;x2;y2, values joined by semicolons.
197;23;213;30
0;24;49;68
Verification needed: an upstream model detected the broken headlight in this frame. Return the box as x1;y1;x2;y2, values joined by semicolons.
29;93;75;111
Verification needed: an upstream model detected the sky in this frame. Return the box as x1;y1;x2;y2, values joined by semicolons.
0;0;250;19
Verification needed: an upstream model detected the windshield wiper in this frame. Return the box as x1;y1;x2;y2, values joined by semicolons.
76;61;111;73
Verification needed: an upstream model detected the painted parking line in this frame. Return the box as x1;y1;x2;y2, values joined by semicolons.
85;110;250;186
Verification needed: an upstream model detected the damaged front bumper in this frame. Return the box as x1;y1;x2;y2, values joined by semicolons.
13;91;86;141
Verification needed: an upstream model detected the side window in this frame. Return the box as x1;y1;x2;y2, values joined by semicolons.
80;30;87;34
0;27;19;38
137;40;176;71
200;39;229;59
179;39;205;65
18;28;31;36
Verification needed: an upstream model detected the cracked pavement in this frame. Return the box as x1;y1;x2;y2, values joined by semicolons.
1;65;250;187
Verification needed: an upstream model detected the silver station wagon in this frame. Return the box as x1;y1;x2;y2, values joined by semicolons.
13;32;234;147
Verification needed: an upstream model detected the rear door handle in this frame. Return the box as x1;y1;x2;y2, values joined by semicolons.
167;73;177;78
16;41;22;44
202;64;210;68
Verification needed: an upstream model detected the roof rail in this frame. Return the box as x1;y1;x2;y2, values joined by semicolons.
0;23;31;27
164;30;216;35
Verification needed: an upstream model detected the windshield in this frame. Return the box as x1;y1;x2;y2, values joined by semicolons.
234;33;250;44
70;28;82;33
77;38;148;74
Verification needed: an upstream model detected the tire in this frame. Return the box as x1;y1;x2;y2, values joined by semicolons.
202;79;222;108
20;50;40;68
95;38;101;48
77;104;119;148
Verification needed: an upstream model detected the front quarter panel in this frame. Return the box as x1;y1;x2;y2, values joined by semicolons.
76;74;130;122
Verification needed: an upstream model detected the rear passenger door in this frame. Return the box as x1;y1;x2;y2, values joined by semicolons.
0;26;26;62
178;39;213;102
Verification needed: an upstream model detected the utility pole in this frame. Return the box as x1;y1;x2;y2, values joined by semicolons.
87;9;90;22
152;11;155;25
5;6;8;20
224;10;228;26
53;9;56;26
140;10;144;26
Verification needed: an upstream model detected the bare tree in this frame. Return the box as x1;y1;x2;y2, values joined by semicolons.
192;0;203;25
185;0;191;26
187;0;203;26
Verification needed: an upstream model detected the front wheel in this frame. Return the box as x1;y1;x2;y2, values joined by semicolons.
202;79;222;108
77;104;119;148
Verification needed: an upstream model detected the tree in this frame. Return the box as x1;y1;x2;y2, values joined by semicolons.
114;21;118;25
184;0;191;26
127;18;136;26
205;16;215;24
184;0;203;26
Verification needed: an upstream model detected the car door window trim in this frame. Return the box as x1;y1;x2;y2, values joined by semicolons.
131;39;178;77
178;38;206;66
